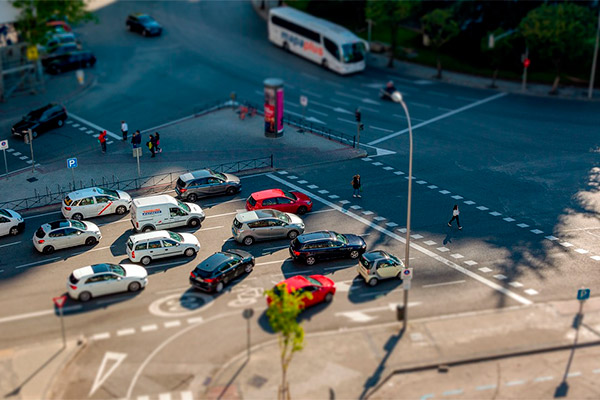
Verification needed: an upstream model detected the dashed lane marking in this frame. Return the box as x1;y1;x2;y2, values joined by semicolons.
478;267;492;273
504;217;516;222
141;324;158;332
422;280;465;288
517;223;530;228
70;113;122;140
117;328;135;336
92;332;110;340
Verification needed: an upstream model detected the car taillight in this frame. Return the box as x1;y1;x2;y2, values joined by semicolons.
190;271;196;278
131;251;135;258
179;188;187;193
38;240;45;244
292;250;300;256
64;207;71;211
204;278;214;283
69;285;77;290
136;221;139;228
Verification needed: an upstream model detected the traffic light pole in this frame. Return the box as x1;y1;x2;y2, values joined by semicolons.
355;108;361;149
27;129;35;173
522;47;529;92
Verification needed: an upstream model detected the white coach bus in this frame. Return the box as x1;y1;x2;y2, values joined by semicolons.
268;6;368;75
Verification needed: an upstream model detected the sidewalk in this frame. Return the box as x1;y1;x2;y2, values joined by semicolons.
207;297;600;399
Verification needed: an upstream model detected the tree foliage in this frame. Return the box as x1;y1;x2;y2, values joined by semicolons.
519;2;595;93
481;28;517;87
11;0;95;45
421;7;459;79
265;283;312;400
365;0;419;67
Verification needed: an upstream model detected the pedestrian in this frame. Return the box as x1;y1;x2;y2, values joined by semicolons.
154;131;162;153
131;130;141;149
147;134;156;158
98;130;107;153
121;120;128;141
351;174;361;198
448;204;462;230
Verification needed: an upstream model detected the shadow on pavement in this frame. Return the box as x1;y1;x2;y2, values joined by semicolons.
348;278;402;304
57;290;143;316
360;330;405;400
3;346;64;398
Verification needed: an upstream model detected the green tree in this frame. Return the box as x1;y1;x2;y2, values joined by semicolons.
519;2;595;94
365;0;419;68
420;8;459;79
11;0;95;45
481;28;516;88
265;283;311;400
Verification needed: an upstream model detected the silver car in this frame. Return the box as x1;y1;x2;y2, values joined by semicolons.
232;209;305;246
175;169;241;202
33;219;102;254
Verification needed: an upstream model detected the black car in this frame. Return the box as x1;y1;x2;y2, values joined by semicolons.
126;14;162;37
289;231;367;265
12;103;68;139
42;43;80;67
189;249;254;293
45;51;96;74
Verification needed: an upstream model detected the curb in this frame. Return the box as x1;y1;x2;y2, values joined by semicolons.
44;337;88;400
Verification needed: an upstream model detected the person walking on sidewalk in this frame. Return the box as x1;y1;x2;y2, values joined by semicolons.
98;130;107;153
351;174;361;198
147;134;156;158
131;130;141;149
154;132;162;153
121;120;128;141
448;204;462;230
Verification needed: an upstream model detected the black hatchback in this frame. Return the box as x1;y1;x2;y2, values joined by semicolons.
189;249;254;293
126;14;162;36
289;230;367;265
45;51;96;74
12;103;68;139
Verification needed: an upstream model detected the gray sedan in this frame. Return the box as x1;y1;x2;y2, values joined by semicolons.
175;169;241;202
232;209;305;245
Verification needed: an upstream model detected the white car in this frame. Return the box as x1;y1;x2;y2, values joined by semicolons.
0;209;25;237
126;230;200;265
62;187;132;220
33;219;101;254
67;263;148;302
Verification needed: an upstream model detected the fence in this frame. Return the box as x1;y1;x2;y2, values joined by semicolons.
0;155;273;212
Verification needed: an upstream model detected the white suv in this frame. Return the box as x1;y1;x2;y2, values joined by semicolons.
62;187;132;220
126;230;200;265
0;209;25;237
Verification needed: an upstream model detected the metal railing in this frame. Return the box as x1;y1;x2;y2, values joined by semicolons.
0;155;273;212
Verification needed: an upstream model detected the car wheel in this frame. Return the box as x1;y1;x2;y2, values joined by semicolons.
72;213;83;221
43;245;55;254
115;205;127;215
128;281;141;292
142;225;155;233
226;187;236;196
141;256;152;266
188;218;200;228
215;282;224;293
287;230;299;240
243;236;254;246
85;236;97;246
322;59;328;69
32;131;38;138
187;193;198;202
297;206;308;215
184;248;196;257
305;256;316;266
283;41;289;51
9;227;19;236
57;119;64;127
79;291;92;302
324;292;334;302
349;250;360;259
368;277;378;287
245;263;254;273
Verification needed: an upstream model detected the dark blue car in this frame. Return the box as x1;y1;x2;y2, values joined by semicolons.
126;14;162;37
289;231;367;265
189;249;254;293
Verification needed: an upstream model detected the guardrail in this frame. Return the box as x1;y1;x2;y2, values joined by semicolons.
0;155;273;212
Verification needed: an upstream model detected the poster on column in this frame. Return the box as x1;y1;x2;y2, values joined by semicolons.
276;87;284;134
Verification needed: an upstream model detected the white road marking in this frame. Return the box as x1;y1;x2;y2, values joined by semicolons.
509;282;524;288
545;235;559;241
575;249;589;254
436;247;450;252
187;316;204;324
266;173;533;306
92;332;110;341
15;257;61;269
517;223;530;228
89;352;127;396
206;211;238;219
312;209;336;214
181;391;193;400
423;241;436;246
369;92;508;145
370;126;394;133
534;376;554;382
525;289;538;295
337;117;356;124
464;260;478;266
505;380;526;386
164;320;181;328
493;274;507;280
439;190;451;194
24;210;62;220
0;305;82;324
476;384;497;391
478;267;493;273
504;217;516;222
141;324;158;332
0;241;21;248
422;280;465;288
117;328;135;336
70;113;122;141
159;393;171;400
197;225;224;231
256;259;288;266
309;109;328;117
203;198;245;207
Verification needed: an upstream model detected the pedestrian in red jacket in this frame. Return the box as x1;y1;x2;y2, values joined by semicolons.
99;130;107;153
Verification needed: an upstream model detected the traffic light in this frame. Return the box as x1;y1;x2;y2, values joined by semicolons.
359;123;364;131
523;58;530;68
355;108;361;122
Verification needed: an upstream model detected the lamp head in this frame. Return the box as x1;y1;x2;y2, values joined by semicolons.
392;91;403;103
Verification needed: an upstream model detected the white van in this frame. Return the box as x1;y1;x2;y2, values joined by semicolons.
131;195;205;233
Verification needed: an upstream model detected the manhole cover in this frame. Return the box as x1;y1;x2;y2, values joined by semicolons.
26;177;38;182
248;375;267;389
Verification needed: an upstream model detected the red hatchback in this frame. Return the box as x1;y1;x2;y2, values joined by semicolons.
246;189;312;215
267;275;336;309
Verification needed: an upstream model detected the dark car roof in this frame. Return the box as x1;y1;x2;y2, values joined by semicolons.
296;231;335;243
362;250;390;262
27;103;56;118
195;252;235;272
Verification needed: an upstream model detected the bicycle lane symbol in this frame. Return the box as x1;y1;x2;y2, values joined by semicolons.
227;285;264;308
149;292;214;318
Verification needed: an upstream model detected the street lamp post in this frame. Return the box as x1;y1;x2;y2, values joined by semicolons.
392;92;413;332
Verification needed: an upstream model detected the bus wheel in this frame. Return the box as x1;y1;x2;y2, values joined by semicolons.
283;42;289;52
321;59;328;69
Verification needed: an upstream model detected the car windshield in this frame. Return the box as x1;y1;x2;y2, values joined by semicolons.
388;253;401;265
138;15;153;23
335;233;348;244
96;187;119;198
306;277;322;286
247;196;257;207
71;220;86;230
0;209;10;217
281;190;297;201
177;199;190;212
341;42;366;63
168;231;183;242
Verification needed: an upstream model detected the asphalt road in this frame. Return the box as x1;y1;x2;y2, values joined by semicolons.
1;0;600;398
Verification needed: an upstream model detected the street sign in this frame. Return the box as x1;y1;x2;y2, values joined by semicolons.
0;140;8;150
242;308;254;319
133;147;142;157
403;280;411;290
53;295;67;308
26;45;38;61
402;268;413;280
67;157;78;169
300;95;308;107
577;288;590;301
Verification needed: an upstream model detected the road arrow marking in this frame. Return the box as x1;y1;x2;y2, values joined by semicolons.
333;107;353;114
305;116;325;124
362;98;381;105
89;352;127;396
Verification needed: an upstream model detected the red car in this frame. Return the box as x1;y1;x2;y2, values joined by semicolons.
267;275;335;309
246;189;312;215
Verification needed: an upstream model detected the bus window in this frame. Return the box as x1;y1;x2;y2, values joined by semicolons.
324;37;340;61
342;42;366;63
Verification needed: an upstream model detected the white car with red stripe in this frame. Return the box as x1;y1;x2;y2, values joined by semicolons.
62;187;132;221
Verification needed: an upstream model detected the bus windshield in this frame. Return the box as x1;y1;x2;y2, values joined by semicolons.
341;42;365;63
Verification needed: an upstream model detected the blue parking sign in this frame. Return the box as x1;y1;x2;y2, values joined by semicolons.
67;157;78;169
577;288;590;301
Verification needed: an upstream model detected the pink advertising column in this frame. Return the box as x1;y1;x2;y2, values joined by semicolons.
263;78;284;138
